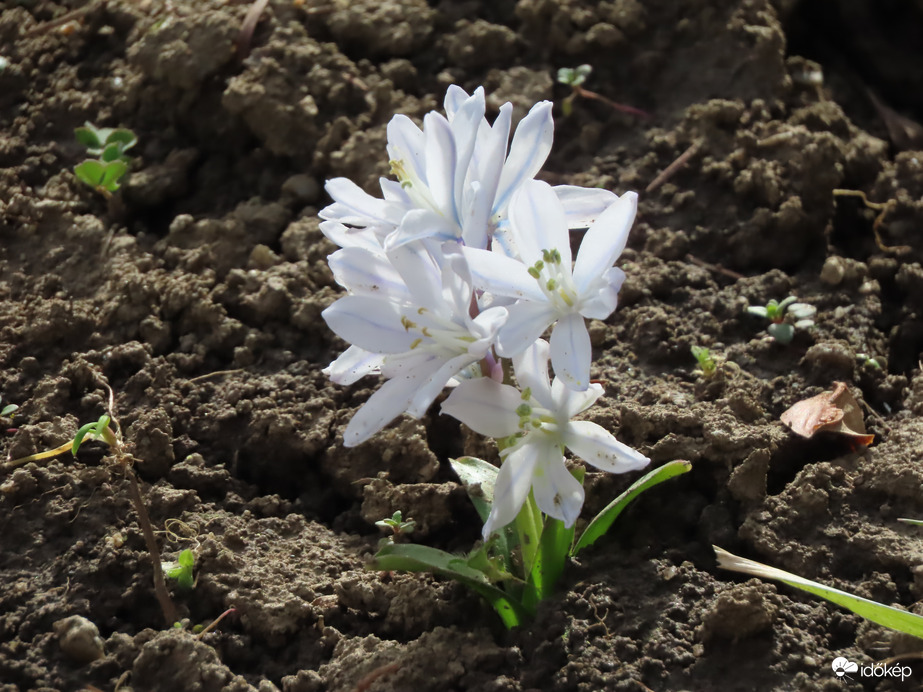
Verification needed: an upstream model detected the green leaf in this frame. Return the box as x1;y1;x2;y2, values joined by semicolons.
449;456;516;573
72;415;111;456
101;142;125;162
74;125;104;150
573;460;692;555
177;549;195;568
767;322;794;344
371;543;527;628
105;129;137;151
99;160;128;191
1;403;18;417
714;546;923;639
74;159;106;187
449;456;498;523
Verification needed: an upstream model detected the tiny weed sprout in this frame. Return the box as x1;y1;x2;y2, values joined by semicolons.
163;549;196;590
746;296;816;344
73;122;137;196
376;511;415;537
857;353;883;370
690;345;717;377
555;64;648;119
317;85;682;627
0;396;17;419
3;377;178;625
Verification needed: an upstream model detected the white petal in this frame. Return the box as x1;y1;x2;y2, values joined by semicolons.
474;103;511;207
342;373;421;446
323;345;383;385
321;177;390;225
406;352;477;418
460;181;490;250
328;247;410;300
319;220;384;252
549;313;591;390
531;446;584;527
321;296;417;354
449;90;485;212
423;112;457;220
553;379;602;419
508;180;570;266
482;443;537;539
579;267;625;320
441;377;522;437
553;185;618;229
496;301;557;358
386;208;459;249
573;192;637;295
386;114;425;182
386;239;445;311
563;421;650;473
462;247;545;301
511;339;554;409
444;84;473;120
494;101;554;215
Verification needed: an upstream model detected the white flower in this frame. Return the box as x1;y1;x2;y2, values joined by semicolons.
441;340;649;539
318;85;621;255
322;244;507;446
463;179;637;391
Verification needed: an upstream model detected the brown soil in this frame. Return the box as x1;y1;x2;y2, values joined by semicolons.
3;1;923;690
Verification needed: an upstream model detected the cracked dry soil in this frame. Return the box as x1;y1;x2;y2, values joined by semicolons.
3;1;923;690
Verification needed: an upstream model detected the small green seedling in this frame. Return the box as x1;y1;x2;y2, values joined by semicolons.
746;296;816;345
163;549;196;590
73;123;137;196
0;397;18;419
857;353;883;370
691;345;717;377
556;64;648;119
376;511;416;536
74;123;137;161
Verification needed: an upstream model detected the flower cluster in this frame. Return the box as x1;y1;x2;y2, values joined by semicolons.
320;86;649;537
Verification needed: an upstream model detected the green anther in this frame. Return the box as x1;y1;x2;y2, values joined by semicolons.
409;338;422;349
401;316;417;331
542;249;553;263
515;403;532;418
401;181;412;189
527;266;541;279
520;387;531;400
422;327;432;337
550;248;562;263
558;289;574;307
546;278;558;291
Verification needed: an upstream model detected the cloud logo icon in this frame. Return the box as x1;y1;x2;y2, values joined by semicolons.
831;657;859;677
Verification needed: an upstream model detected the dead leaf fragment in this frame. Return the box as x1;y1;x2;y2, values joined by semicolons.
780;382;873;446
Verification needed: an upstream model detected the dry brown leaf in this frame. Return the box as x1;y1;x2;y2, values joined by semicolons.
780;382;873;446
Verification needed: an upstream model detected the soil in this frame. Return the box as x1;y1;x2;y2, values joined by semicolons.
3;1;923;691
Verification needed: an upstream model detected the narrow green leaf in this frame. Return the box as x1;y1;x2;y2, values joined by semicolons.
573;460;691;555
898;518;923;526
71;415;112;456
371;543;527;628
715;546;923;639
